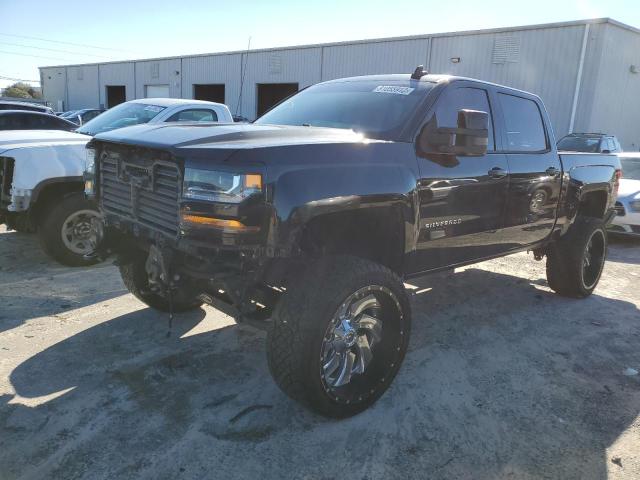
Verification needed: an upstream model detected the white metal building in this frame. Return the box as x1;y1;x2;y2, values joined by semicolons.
40;18;640;149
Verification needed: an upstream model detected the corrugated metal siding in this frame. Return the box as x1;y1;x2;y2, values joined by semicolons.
240;48;322;118
584;24;640;150
98;62;135;106
66;65;99;109
40;67;67;110
134;59;181;98
38;19;640;145
321;39;430;80
429;25;586;137
181;53;242;107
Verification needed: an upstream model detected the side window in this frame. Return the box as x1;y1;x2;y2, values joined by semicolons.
49;117;67;130
19;114;33;128
497;93;547;152
167;109;218;122
433;87;495;151
83;111;100;122
31;116;48;129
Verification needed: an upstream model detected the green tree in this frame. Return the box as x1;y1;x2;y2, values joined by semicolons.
2;82;42;99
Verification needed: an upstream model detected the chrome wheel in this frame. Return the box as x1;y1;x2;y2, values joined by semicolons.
582;229;606;289
321;285;399;390
60;209;102;255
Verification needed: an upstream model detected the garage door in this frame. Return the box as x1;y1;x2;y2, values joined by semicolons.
145;85;170;98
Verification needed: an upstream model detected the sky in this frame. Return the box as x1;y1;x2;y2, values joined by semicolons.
1;0;639;89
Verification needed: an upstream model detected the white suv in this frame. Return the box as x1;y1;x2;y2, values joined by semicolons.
76;98;233;136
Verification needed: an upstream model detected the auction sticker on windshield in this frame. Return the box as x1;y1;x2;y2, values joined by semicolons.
373;86;415;95
144;105;163;112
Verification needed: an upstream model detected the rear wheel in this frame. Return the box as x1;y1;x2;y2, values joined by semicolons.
38;193;102;267
119;257;203;313
546;217;607;298
267;256;411;418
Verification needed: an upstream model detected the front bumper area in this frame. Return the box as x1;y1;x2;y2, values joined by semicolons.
608;200;640;236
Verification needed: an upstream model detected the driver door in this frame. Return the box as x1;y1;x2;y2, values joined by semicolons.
409;84;510;274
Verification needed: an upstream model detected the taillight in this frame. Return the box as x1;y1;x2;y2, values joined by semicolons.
614;169;622;198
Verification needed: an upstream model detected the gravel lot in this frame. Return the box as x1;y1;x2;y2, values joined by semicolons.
1;225;639;480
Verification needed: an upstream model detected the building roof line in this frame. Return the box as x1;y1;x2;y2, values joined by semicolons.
39;17;638;71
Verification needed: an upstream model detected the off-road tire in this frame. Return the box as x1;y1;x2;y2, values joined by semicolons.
266;255;411;418
38;192;101;267
119;258;203;313
546;216;607;298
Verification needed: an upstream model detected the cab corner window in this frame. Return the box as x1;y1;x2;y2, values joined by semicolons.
168;109;217;122
498;93;547;152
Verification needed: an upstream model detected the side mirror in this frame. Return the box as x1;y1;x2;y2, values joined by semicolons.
418;109;489;156
602;149;611;154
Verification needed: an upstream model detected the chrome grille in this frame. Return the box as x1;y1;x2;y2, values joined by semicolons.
614;201;626;217
0;156;14;209
99;147;181;236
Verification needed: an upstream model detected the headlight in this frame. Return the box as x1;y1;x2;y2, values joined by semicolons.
183;168;262;203
84;147;96;195
85;147;95;174
630;199;640;212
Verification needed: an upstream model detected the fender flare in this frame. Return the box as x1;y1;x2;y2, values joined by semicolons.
31;176;83;204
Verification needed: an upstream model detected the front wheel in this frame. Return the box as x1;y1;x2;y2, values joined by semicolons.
119;256;203;313
267;256;411;418
38;192;103;267
546;217;608;298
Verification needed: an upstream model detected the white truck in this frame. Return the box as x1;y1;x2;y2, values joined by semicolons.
0;99;234;266
0;130;97;266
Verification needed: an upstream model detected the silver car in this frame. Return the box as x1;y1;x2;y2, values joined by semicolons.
75;98;233;136
610;154;640;237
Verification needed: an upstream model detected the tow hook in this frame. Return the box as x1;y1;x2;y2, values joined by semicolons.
145;245;179;337
532;248;546;261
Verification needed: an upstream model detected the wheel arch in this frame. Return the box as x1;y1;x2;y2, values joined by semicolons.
31;177;84;222
293;204;408;274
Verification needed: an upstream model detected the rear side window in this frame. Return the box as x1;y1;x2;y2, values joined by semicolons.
498;93;547;152
434;87;495;151
167;109;218;122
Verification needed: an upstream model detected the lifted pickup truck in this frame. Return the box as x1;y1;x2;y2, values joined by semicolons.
87;68;621;417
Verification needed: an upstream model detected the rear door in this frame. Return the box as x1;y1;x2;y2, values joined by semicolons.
411;82;510;272
495;91;562;248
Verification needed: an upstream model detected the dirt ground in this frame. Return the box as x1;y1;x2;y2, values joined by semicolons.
0;225;639;480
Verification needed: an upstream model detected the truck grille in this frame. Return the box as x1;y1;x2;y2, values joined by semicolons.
614;201;626;217
0;156;14;209
99;147;181;237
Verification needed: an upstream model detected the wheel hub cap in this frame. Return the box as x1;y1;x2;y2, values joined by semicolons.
321;288;385;389
61;210;103;255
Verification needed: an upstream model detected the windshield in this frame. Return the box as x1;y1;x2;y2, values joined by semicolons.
254;80;433;139
557;135;601;153
77;102;165;135
621;158;640;180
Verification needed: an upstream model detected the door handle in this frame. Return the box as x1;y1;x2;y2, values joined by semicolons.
545;167;560;176
488;167;507;179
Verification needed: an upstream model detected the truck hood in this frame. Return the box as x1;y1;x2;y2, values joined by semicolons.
93;123;383;150
0;130;90;154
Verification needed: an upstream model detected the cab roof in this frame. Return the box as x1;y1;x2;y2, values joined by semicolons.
321;73;541;99
126;98;225;107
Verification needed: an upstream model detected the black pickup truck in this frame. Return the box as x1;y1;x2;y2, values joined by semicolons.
86;68;621;418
